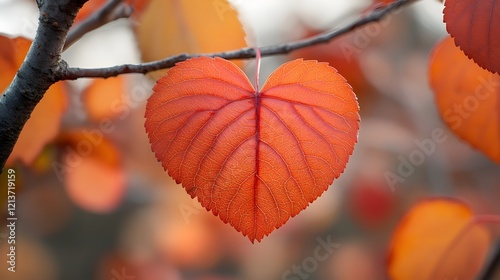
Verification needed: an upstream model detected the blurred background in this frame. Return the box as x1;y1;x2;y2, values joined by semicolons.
0;0;499;279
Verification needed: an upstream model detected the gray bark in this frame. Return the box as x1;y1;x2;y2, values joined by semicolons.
0;0;87;172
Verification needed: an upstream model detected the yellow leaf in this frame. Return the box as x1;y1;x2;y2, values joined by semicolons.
135;0;247;79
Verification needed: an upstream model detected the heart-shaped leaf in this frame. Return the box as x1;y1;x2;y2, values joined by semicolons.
145;57;359;242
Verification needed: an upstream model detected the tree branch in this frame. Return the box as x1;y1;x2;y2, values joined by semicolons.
0;0;418;173
60;0;418;80
0;0;88;173
64;0;130;50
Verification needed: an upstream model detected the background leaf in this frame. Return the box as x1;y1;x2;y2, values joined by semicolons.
82;76;128;121
0;35;26;90
388;198;490;280
74;0;150;23
0;35;67;167
135;0;247;78
144;57;359;242
58;132;126;213
444;0;500;74
348;176;395;229
429;36;500;162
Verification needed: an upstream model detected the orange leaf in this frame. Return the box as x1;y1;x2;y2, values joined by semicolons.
82;76;128;121
0;35;67;167
429;36;500;162
135;0;247;78
0;36;28;91
57;132;126;213
74;0;150;23
144;57;359;242
444;0;500;74
388;199;490;280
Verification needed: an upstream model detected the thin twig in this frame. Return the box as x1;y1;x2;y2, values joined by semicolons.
60;0;419;80
64;0;130;50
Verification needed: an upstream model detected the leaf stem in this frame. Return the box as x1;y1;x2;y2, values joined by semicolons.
254;47;261;93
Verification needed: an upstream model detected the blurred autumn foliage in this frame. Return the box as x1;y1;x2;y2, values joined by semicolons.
74;0;150;23
136;0;247;78
0;36;67;167
429;36;500;163
0;0;499;280
388;199;491;280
